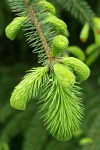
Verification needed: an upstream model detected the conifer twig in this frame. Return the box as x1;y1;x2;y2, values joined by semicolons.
24;0;54;62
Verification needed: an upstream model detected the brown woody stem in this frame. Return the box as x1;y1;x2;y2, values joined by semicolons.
24;0;54;62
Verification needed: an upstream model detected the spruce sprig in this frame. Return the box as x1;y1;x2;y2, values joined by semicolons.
57;0;95;26
10;67;47;110
39;74;84;141
8;0;56;64
6;0;90;141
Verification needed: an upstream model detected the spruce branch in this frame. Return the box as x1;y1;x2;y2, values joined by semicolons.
8;0;57;64
6;0;91;141
24;0;53;62
57;0;95;26
10;67;47;110
39;73;84;141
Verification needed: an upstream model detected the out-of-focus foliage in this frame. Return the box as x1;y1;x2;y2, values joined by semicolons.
0;0;100;150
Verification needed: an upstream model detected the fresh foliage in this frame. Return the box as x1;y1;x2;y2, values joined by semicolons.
60;57;90;82
5;0;90;141
57;0;95;25
10;67;47;110
39;74;84;141
1;0;100;149
80;17;100;66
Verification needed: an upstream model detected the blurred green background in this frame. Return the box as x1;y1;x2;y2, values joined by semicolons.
0;0;100;150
